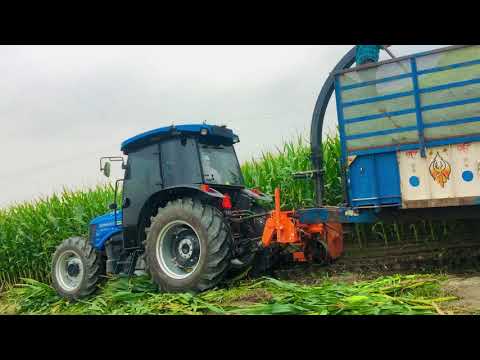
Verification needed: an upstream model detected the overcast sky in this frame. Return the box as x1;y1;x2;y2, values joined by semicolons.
0;45;441;208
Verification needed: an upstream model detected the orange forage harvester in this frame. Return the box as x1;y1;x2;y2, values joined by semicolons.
261;188;344;262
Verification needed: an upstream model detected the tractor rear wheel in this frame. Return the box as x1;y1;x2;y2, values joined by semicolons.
51;237;106;301
144;198;232;293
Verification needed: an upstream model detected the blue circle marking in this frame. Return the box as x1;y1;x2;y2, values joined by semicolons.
409;176;420;187
462;170;474;182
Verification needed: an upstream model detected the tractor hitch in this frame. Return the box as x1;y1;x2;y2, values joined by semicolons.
261;188;344;263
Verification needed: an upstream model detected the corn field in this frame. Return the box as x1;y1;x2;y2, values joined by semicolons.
241;135;343;208
0;135;475;288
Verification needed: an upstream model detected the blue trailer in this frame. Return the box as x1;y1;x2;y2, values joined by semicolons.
298;45;480;227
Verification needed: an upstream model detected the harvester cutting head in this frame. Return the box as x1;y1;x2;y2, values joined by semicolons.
261;188;343;263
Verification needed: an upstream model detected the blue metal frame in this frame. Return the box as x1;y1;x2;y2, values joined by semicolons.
416;58;480;76
342;90;414;108
424;115;480;129
421;97;480;112
419;78;480;94
349;143;420;156
296;207;378;224
410;57;427;157
334;46;480;163
426;134;480;148
344;108;417;124
345;126;418;141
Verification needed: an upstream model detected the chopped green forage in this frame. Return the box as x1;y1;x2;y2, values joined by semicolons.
1;274;456;315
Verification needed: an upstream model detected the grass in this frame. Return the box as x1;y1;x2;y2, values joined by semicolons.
0;274;457;315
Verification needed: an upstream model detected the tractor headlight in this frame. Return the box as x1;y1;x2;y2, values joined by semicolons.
200;128;208;136
233;135;239;143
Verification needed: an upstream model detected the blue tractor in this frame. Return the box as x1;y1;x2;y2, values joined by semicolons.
51;124;272;300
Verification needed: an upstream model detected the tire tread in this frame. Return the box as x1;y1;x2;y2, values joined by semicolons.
51;236;105;301
145;198;232;293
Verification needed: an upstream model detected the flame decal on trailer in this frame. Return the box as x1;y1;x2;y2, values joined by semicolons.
429;152;451;188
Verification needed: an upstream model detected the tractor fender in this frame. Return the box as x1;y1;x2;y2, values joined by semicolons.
158;184;226;200
136;185;226;238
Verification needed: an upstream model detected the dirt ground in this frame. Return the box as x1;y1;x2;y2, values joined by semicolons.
441;276;480;314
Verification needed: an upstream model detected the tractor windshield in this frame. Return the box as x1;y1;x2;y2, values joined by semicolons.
199;143;243;186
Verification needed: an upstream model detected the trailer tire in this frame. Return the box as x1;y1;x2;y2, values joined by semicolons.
144;198;232;293
51;237;106;301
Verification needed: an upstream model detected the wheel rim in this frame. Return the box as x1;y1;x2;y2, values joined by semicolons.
55;250;84;292
156;220;202;280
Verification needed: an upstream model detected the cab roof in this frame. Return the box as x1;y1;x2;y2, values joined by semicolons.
120;124;239;154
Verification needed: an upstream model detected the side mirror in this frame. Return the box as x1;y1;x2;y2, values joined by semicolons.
103;162;111;178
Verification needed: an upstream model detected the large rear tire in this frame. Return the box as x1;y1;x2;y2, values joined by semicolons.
51;237;105;301
144;198;232;293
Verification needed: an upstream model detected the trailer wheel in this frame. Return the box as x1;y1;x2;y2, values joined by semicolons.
144;198;232;293
51;237;105;301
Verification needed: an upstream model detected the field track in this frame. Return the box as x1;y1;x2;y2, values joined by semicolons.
271;241;480;279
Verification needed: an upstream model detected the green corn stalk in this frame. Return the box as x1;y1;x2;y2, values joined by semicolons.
0;184;116;287
410;224;419;243
372;223;388;248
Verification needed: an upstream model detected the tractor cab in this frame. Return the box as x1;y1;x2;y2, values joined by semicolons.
120;123;244;188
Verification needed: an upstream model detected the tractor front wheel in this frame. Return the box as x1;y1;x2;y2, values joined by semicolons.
51;237;105;301
144;198;232;293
